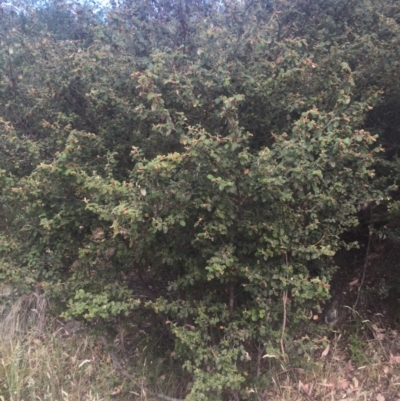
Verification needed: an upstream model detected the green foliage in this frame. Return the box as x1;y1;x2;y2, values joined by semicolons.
0;0;399;397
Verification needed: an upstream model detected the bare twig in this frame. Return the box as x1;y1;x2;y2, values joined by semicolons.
280;290;288;358
256;343;264;377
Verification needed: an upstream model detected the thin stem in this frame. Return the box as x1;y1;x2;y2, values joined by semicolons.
353;225;372;309
280;290;288;358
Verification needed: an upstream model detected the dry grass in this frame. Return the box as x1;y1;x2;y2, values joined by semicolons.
0;288;180;401
0;289;48;341
252;322;400;401
0;292;109;401
1;288;400;401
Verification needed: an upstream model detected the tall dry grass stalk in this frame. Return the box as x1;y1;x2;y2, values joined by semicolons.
0;288;48;340
0;286;168;401
1;285;400;400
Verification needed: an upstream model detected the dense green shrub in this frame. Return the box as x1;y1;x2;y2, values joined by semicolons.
0;0;398;398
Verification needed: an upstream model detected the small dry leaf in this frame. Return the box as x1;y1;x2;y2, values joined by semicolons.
299;380;306;391
376;333;385;340
349;278;359;287
140;187;147;196
372;325;385;340
91;227;104;241
390;354;400;364
376;394;385;401
262;354;277;359
111;386;122;395
338;379;350;390
372;324;385;333
321;344;330;359
78;359;91;368
318;381;333;388
346;360;355;372
299;381;313;396
105;247;115;259
352;377;359;388
85;364;93;376
383;366;389;374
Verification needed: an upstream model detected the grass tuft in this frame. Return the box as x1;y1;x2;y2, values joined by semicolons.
1;288;400;400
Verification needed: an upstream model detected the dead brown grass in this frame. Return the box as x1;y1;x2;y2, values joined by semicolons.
1;286;400;400
252;322;400;401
